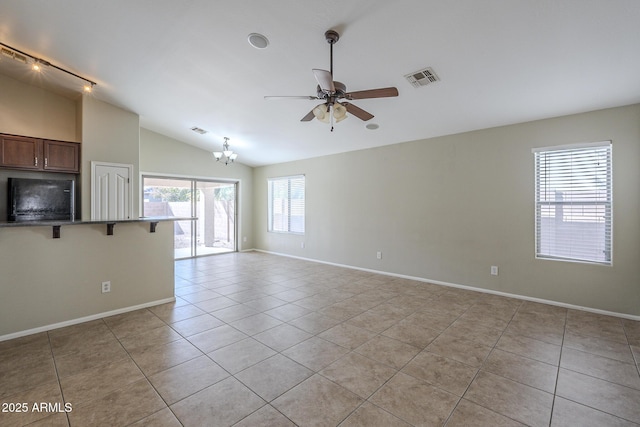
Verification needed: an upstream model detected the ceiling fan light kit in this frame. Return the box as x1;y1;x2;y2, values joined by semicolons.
312;104;329;123
313;103;347;124
333;103;347;122
265;29;398;131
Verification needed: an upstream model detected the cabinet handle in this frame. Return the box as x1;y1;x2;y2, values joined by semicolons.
45;158;48;167
35;157;38;167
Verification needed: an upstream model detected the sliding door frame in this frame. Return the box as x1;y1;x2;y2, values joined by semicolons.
140;172;240;259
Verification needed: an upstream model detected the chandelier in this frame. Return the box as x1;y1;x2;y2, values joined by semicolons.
213;137;238;165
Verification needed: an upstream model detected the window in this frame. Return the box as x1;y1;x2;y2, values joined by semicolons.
533;142;612;264
268;175;305;234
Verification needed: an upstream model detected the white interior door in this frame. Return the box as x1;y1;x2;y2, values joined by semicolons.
91;162;132;220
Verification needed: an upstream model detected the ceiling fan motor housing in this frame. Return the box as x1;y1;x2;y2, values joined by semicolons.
316;81;346;99
325;30;339;44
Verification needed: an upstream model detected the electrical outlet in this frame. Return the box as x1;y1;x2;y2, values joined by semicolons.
376;251;382;260
243;236;247;242
101;281;111;293
301;242;305;248
490;266;499;276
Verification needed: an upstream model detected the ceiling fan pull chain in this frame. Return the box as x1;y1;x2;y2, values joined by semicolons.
330;104;334;132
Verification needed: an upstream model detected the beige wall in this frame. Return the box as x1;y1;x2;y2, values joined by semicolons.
253;104;640;316
80;96;141;219
0;222;174;338
0;73;78;142
139;128;254;250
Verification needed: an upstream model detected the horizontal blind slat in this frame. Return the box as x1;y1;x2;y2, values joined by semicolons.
534;144;612;264
267;175;305;234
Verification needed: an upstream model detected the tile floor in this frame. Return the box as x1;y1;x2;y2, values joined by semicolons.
1;251;640;426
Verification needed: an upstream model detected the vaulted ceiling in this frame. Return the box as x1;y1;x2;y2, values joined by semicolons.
2;1;639;166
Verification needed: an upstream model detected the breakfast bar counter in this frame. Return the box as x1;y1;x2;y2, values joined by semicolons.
0;217;190;340
0;216;195;238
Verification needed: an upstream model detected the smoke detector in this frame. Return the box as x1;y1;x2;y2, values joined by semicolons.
248;33;269;49
405;67;440;88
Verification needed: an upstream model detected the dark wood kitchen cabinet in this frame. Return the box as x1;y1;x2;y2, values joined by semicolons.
0;135;41;170
43;140;80;172
0;134;80;173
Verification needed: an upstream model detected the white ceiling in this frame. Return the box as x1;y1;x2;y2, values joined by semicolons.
1;1;639;167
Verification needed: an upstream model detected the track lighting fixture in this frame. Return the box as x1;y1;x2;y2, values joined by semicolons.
0;42;96;92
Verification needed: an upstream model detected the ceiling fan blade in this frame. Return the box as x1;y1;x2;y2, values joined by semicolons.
345;87;398;100
301;109;316;122
343;102;374;121
264;95;318;100
312;69;335;93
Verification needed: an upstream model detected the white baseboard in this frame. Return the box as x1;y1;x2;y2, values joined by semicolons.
255;249;640;321
0;297;176;342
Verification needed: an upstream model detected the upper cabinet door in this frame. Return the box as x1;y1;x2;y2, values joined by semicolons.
43;140;80;173
0;134;80;173
0;135;42;170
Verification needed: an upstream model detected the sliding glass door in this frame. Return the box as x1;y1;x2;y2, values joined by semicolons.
195;180;236;256
142;176;237;259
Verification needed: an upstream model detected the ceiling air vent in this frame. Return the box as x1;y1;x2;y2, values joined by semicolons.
404;67;440;88
190;126;208;135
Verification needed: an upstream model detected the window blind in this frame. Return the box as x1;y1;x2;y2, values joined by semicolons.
268;175;305;234
533;142;612;264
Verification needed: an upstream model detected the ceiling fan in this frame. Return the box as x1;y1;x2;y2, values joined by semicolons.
265;30;398;131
